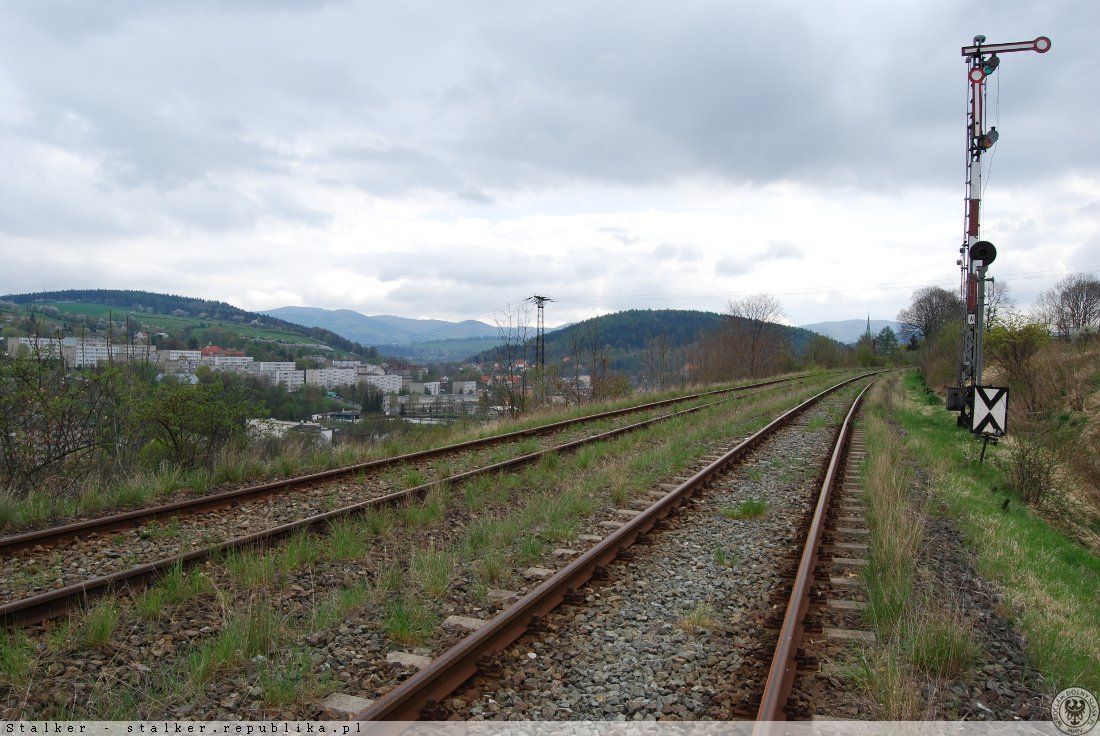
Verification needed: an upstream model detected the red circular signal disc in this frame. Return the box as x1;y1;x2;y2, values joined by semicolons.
1034;36;1052;53
969;67;986;83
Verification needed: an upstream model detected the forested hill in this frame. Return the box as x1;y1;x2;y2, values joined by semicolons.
0;289;375;357
470;309;828;372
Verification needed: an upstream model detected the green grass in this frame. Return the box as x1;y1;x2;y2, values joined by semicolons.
78;600;119;649
135;563;210;620
720;499;767;519
713;546;738;568
895;370;1099;692
226;549;278;589
383;596;437;646
0;630;33;685
410;547;455;597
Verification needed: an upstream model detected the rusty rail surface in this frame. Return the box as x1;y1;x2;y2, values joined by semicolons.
754;378;874;725
1;375;815;628
355;372;877;721
0;374;817;556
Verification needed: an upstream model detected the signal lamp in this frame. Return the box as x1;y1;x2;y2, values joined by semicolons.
979;127;1000;150
983;54;1000;75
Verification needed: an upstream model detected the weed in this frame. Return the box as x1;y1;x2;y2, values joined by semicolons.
713;546;738;568
516;535;545;564
259;650;329;707
402;467;428;489
384;597;436;646
720;499;767;519
280;531;321;569
678;602;719;633
0;630;32;684
326;519;370;560
78;600;119;649
227;549;277;589
410;547;455;597
474;551;505;584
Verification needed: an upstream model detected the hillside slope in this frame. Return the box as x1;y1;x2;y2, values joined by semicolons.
263;306;498;345
471;309;832;374
801;318;903;344
0;289;376;358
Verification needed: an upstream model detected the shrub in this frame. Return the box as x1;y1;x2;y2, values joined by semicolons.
1003;435;1058;506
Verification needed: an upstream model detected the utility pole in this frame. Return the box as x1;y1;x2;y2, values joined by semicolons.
528;295;552;372
948;34;1050;425
528;295;552;403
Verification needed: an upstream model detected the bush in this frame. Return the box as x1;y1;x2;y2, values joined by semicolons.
1003;435;1058;506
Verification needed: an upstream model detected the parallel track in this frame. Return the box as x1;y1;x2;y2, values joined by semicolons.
1;374;828;628
0;374;812;555
353;372;877;721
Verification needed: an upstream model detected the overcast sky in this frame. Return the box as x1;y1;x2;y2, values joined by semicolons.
1;1;1097;328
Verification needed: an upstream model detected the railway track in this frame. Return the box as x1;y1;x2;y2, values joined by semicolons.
350;372;876;721
0;373;833;628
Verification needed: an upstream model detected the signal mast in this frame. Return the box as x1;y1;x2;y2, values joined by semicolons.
949;34;1050;425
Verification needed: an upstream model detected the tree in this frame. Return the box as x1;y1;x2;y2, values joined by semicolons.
897;286;965;342
135;376;260;469
727;294;786;378
873;326;898;356
1036;272;1100;337
491;302;531;417
805;334;842;368
984;280;1014;330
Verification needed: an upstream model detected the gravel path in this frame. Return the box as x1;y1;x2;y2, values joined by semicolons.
442;389;860;720
0;392;749;605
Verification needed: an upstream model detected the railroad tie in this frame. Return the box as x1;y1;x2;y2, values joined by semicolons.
824;627;877;644
598;520;624;530
614;508;643;517
318;693;375;719
386;651;432;670
577;534;603;543
442;615;488;633
826;599;867;612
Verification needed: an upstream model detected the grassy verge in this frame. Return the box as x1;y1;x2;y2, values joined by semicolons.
847;374;979;718
0;370;843;531
858;370;1098;698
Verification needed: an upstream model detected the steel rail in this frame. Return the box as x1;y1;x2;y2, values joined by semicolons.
354;371;877;721
0;375;810;628
0;374;816;555
754;378;874;726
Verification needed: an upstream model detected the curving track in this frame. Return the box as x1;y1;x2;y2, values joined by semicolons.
351;373;877;721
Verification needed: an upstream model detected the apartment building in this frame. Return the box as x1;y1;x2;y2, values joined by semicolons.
304;367;358;388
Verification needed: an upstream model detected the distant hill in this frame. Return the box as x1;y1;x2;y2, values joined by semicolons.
0;289;377;359
800;319;903;344
264;306;499;346
471;309;834;375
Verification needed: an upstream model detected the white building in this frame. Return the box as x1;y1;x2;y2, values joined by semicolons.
206;355;254;371
305;367;358;388
72;343;113;366
273;370;305;390
356;363;385;376
362;373;403;394
255;361;296;373
165;349;201;361
452;380;479;396
6;336;75;358
332;359;360;368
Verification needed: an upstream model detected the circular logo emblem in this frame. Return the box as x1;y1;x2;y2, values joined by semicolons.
1052;687;1098;735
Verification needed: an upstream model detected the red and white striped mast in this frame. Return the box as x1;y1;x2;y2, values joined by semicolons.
951;34;1050;420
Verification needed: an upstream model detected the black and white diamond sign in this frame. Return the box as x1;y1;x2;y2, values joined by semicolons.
972;386;1009;437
